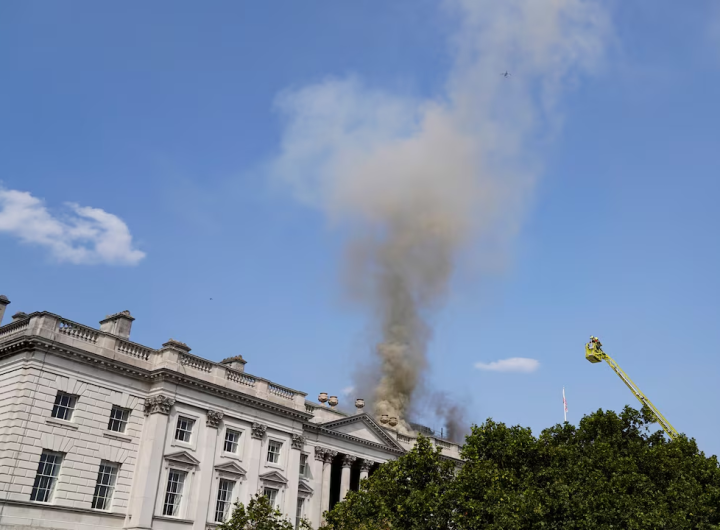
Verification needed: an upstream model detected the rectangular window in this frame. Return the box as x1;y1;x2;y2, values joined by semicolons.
30;451;63;502
214;479;235;522
296;497;305;529
224;429;241;454
174;416;194;443
263;487;278;508
91;462;118;510
107;406;130;433
299;454;308;477
162;469;186;516
266;440;282;464
51;392;76;421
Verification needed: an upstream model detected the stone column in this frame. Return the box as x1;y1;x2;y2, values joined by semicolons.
245;422;267;498
340;455;356;500
192;410;223;530
320;449;337;524
312;446;326;527
359;459;373;483
126;395;175;530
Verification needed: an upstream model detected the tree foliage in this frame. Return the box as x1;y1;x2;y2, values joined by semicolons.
219;493;312;530
321;406;720;529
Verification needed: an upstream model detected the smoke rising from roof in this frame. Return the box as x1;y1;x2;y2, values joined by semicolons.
271;0;609;442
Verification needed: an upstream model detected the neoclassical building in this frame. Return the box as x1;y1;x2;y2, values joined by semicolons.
0;296;461;530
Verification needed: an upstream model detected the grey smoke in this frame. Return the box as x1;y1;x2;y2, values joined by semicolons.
271;0;609;436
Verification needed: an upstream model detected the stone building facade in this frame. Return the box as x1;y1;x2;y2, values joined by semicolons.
0;297;461;530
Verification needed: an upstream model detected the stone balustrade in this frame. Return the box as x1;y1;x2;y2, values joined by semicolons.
0;311;309;413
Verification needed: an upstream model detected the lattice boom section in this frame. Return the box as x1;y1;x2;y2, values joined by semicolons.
268;383;295;400
227;370;256;387
179;353;212;373
58;320;99;343
116;340;153;361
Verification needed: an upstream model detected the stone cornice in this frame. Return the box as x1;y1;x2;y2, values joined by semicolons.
0;336;313;422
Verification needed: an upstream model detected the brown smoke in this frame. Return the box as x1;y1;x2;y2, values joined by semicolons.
271;0;609;438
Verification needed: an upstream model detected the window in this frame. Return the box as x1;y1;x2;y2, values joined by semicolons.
174;416;194;443
91;462;118;510
162;469;186;516
51;392;76;421
224;429;241;454
295;497;305;529
214;479;235;522
263;487;278;508
299;454;308;477
107;406;130;433
30;451;63;502
266;440;282;464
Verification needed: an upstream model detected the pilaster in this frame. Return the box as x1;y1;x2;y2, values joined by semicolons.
126;394;175;530
283;434;304;517
193;410;222;530
320;449;336;525
245;422;267;497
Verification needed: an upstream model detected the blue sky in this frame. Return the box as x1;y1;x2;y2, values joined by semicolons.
2;1;720;454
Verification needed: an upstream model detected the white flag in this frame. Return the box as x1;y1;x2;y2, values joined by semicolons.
563;387;568;422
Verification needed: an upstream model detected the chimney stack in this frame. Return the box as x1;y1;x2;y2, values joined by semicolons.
99;311;134;340
0;295;9;326
221;355;247;372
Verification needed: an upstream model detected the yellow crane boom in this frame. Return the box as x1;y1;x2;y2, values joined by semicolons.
585;336;679;440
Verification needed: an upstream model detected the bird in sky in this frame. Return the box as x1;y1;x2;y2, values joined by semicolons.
502;71;511;78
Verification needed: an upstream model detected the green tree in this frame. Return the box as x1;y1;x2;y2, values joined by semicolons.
219;493;312;530
322;435;457;530
321;406;720;530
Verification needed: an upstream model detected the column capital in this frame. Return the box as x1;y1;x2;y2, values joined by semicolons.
251;422;267;439
143;395;175;416
342;454;357;468
206;409;224;428
323;450;338;464
291;434;305;450
314;446;326;461
360;459;374;472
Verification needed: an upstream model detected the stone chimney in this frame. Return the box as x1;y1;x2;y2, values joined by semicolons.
99;310;134;340
0;295;10;326
220;355;247;372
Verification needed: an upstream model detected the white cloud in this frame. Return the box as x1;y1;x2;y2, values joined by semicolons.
0;187;145;265
342;386;355;396
474;357;540;373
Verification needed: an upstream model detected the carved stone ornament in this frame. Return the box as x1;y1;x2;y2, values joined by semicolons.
323;450;338;464
143;395;175;416
291;434;305;450
206;409;224;428
342;454;357;468
251;422;267;439
314;446;326;461
360;459;374;472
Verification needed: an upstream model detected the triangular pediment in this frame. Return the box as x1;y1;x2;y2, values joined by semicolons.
259;470;288;485
164;450;200;467
319;413;404;450
298;479;314;494
215;461;247;476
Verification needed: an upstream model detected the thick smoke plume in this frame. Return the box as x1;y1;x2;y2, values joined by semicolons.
271;0;609;440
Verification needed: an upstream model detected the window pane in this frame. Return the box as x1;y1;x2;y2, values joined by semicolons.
267;441;281;464
51;393;75;421
299;454;308;476
30;451;62;502
107;406;129;432
91;463;118;510
214;479;235;522
263;487;278;507
224;429;240;453
163;470;186;516
174;417;194;443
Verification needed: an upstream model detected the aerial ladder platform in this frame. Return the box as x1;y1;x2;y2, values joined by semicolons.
585;336;679;440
